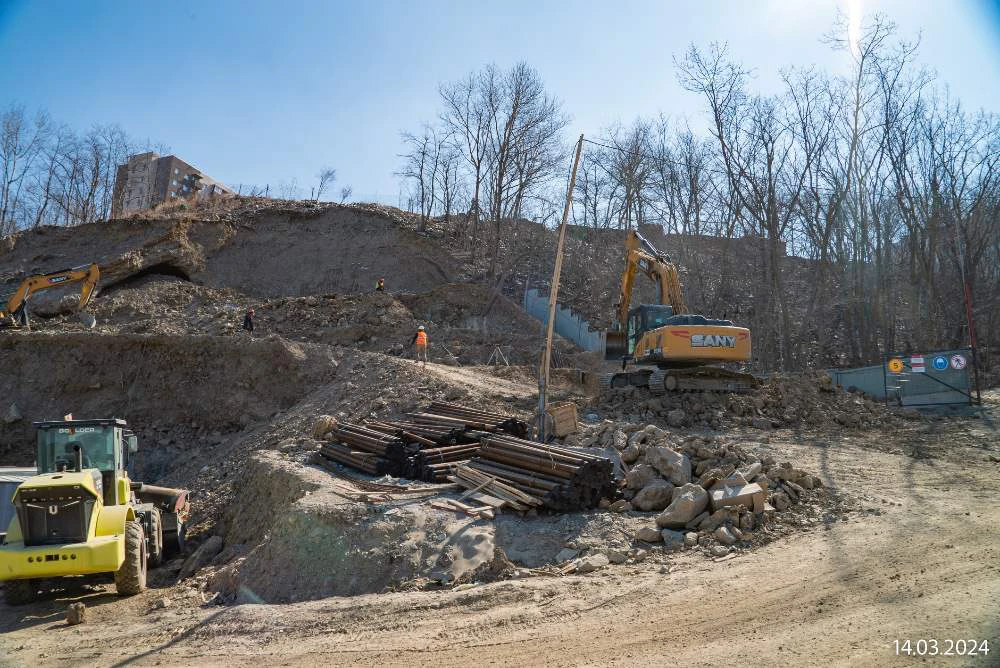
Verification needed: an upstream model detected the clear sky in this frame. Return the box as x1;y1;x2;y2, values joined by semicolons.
2;0;998;204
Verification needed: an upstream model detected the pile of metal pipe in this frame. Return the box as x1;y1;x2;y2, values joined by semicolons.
466;434;614;510
316;402;529;483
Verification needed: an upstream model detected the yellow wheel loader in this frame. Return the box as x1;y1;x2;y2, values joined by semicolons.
0;263;100;329
0;419;189;605
602;230;757;394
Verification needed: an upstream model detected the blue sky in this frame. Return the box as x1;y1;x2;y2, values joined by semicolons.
1;0;998;204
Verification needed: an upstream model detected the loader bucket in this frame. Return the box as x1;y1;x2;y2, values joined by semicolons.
605;331;627;361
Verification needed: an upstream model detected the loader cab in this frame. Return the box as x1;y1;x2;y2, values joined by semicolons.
626;305;675;354
33;419;136;506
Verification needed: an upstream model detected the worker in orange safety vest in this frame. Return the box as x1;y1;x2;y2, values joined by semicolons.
411;325;428;365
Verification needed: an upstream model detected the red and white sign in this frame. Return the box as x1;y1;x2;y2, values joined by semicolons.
950;354;967;370
910;355;926;373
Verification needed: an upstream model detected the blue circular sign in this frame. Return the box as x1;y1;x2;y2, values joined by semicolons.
932;356;948;371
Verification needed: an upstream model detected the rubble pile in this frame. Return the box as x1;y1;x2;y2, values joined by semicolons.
312;403;530;483
597;371;906;431
573;421;829;556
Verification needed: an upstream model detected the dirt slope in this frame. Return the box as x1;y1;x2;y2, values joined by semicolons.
0;204;465;299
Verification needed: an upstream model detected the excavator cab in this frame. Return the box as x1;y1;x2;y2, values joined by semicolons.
625;305;674;355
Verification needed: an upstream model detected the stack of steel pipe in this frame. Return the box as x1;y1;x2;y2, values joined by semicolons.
317;442;393;476
414;402;530;439
466;435;613;511
317;403;531;484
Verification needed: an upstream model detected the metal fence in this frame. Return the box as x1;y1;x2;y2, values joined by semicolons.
522;288;606;354
882;348;975;407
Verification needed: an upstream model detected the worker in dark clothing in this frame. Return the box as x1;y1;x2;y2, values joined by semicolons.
243;308;255;338
376;277;385;292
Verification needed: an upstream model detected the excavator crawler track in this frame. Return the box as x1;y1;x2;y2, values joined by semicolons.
648;369;668;395
598;366;758;396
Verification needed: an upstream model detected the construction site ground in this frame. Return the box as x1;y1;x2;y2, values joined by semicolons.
1;202;997;666
0;387;997;667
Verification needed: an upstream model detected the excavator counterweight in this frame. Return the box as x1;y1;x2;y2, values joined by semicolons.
602;231;756;394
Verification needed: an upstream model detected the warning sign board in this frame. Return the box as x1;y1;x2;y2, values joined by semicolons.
887;358;904;373
932;355;949;371
950;354;967;370
910;355;926;372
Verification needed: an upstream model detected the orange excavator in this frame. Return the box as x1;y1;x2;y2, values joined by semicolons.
602;230;755;393
0;263;100;329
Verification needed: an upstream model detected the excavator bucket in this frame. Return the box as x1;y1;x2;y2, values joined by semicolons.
605;330;627;361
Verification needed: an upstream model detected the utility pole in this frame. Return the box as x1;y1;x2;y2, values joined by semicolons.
537;134;584;442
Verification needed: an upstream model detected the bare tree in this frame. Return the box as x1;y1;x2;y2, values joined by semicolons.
316;167;337;202
397;124;440;231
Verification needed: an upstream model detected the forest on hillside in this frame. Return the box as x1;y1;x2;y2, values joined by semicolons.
394;14;998;373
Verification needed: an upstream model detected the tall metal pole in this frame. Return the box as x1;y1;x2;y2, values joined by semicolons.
537;134;584;442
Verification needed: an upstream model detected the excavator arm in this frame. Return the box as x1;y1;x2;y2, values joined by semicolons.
1;263;100;327
613;230;688;328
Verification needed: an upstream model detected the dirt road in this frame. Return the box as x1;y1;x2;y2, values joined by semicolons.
2;402;997;667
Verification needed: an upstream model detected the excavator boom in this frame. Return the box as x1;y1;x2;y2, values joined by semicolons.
613;230;688;329
1;263;100;328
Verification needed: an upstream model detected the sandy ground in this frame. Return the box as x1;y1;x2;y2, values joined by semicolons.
1;394;997;667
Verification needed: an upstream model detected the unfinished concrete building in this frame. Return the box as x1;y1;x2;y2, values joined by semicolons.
111;152;234;217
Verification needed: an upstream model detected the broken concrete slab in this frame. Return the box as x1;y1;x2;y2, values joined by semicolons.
709;481;766;513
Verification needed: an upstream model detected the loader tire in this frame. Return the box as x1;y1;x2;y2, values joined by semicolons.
3;579;38;606
147;508;164;567
115;520;147;596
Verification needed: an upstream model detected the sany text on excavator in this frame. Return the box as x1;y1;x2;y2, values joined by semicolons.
0;263;99;328
602;230;757;394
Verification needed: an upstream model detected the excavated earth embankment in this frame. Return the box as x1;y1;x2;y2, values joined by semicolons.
0;204;466;301
0;332;339;467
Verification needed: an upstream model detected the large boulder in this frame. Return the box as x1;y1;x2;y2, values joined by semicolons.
631;480;675;511
624;463;659;490
655;483;709;529
644;446;691;486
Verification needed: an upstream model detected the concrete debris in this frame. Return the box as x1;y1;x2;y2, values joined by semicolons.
644;445;691;485
714;526;737;545
625;464;660;490
555;548;580;563
709;481;766;513
631;480;675;511
660;529;685;550
66;602;86;625
666;409;686;427
710;545;731;558
572;553;610;574
604;548;629;564
634;526;663;543
656;483;709;529
608;499;632;513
